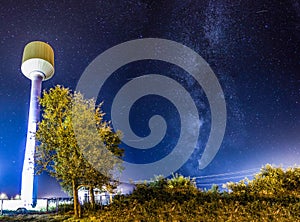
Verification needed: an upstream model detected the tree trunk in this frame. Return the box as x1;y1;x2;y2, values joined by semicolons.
89;186;95;209
72;179;81;218
109;192;113;204
78;200;82;218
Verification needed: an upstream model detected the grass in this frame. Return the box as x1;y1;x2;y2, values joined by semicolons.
2;193;299;222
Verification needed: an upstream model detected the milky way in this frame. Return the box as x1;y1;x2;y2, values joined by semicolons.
0;0;299;197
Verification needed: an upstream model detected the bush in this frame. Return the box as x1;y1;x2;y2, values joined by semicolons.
5;167;299;221
88;167;300;221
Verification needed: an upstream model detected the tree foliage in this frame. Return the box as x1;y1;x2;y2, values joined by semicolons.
226;164;300;197
96;167;300;221
35;85;123;217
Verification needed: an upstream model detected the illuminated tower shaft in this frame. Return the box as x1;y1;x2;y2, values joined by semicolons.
21;41;54;207
21;73;42;207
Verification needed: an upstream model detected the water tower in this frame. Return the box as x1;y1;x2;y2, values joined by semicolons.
21;41;54;207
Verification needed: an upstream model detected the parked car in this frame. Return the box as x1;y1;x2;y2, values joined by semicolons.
15;207;28;214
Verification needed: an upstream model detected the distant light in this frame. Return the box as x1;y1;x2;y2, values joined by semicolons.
0;193;8;199
14;194;21;200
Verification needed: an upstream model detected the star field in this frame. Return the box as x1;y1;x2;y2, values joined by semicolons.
0;0;299;197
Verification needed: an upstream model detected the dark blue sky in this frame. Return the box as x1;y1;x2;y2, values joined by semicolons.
0;0;299;198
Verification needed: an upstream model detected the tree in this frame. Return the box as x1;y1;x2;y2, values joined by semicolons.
35;85;123;217
226;164;300;197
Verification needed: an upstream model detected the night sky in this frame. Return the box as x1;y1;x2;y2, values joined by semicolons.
0;1;299;198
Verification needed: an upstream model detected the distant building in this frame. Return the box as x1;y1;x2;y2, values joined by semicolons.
78;187;110;205
77;183;135;205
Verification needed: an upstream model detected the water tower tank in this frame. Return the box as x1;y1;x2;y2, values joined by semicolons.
21;41;54;80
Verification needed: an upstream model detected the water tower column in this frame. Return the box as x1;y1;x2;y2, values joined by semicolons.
21;73;43;207
20;41;54;207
